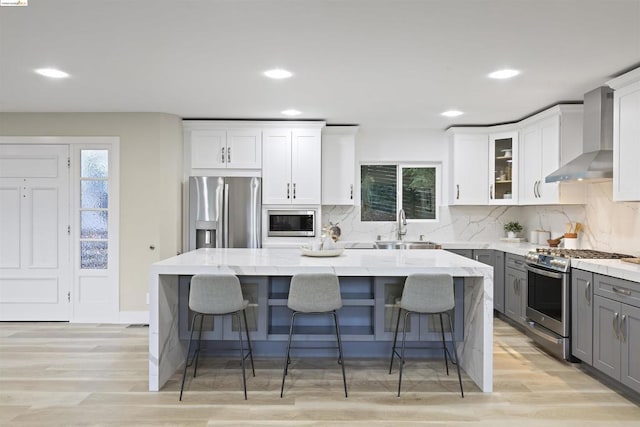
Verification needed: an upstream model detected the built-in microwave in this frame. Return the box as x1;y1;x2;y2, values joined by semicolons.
267;209;316;237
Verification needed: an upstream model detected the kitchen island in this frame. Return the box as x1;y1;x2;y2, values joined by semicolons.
149;248;494;392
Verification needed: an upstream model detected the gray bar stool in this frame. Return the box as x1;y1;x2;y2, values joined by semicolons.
280;273;348;398
179;274;255;401
388;273;464;397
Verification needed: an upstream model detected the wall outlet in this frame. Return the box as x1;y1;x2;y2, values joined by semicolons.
146;293;150;305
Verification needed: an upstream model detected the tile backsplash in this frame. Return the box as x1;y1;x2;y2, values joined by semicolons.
323;182;640;256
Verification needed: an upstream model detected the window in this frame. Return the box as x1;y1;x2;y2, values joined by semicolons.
79;150;109;269
361;164;439;222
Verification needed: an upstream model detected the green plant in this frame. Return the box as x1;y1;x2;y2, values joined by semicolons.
504;221;523;233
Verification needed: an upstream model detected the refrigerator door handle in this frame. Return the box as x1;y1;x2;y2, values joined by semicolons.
251;178;261;248
224;183;229;248
215;179;224;248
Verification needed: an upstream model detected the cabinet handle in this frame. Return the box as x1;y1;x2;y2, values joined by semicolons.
613;312;619;339
227;146;231;163
475;255;479;261
620;314;627;343
515;278;519;294
286;183;290;199
533;181;537;198
490;184;493;199
221;147;225;163
456;184;460;200
585;281;591;305
293;183;296;199
536;181;541;198
612;286;632;296
350;184;353;200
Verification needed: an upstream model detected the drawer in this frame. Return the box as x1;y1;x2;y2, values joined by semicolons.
594;274;640;308
505;253;526;272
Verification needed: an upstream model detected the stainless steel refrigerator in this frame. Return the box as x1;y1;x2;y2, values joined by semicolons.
187;176;261;250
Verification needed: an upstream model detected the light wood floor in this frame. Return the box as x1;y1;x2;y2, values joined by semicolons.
0;318;638;426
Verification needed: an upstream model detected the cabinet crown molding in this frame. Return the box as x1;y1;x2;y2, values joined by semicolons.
183;120;326;130
607;67;640;89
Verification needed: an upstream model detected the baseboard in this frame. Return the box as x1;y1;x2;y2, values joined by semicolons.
118;310;149;325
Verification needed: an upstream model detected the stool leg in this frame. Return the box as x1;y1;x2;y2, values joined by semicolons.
179;313;199;401
242;309;255;377
280;311;297;398
388;306;403;374
236;312;248;400
193;314;205;378
447;312;464;398
397;310;411;397
332;310;348;398
439;313;449;376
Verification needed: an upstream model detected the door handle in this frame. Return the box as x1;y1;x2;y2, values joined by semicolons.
533;181;537;198
613;312;619;339
612;286;632;296
536;181;541;198
293;183;296;199
490;184;493;199
350;184;353;200
585;281;591;304
227;146;231;163
286;183;290;199
620;314;627;343
221;147;225;163
456;184;460;200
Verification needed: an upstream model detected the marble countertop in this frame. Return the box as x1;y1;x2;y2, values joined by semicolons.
571;258;640;283
151;247;492;278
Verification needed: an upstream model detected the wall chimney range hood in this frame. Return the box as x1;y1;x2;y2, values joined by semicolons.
545;86;614;183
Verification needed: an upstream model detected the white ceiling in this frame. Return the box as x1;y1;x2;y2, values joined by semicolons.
1;0;639;129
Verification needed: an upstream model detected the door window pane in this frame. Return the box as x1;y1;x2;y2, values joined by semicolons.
402;167;436;220
81;180;108;208
80;211;108;238
80;241;108;269
361;165;396;221
81;150;108;178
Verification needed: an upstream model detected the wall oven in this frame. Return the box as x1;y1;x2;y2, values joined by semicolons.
267;209;316;237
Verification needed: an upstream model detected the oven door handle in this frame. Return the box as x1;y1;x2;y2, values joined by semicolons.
525;264;565;279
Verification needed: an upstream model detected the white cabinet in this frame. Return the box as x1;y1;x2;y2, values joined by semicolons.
321;126;358;205
519;106;585;205
608;68;640;201
262;128;322;205
489;131;518;204
184;122;262;172
448;132;489;205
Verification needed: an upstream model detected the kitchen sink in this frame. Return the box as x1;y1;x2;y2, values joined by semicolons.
373;240;440;250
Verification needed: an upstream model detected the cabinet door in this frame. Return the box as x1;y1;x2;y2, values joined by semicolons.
322;130;356;205
226;129;262;169
494;251;505;314
222;277;268;341
450;134;489;205
489;131;518;205
613;81;640;201
473;249;494;265
291;130;321;205
593;295;621;381
537;116;560;203
190;130;226;169
262;129;292;204
621;303;640;393
505;268;521;322
519;125;542;205
571;269;593;364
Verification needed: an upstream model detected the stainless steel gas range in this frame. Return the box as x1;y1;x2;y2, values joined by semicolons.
524;248;632;360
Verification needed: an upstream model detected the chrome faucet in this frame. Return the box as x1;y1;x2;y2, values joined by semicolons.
397;208;407;240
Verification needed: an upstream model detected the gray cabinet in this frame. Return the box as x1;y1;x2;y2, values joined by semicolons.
504;254;527;325
447;249;505;314
571;269;593;364
593;274;640;394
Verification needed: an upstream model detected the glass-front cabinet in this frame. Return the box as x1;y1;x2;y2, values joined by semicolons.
489;131;519;205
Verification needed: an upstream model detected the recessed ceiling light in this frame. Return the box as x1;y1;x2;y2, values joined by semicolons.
35;68;70;78
264;68;293;79
281;109;301;116
488;69;520;79
441;110;464;117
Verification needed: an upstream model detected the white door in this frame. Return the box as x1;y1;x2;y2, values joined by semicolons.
450;133;489;205
291;130;321;205
538;116;560;203
0;145;70;321
519;125;542;205
227;129;262;169
190;130;226;169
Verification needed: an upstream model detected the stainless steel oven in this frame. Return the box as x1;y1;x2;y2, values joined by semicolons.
267;209;316;237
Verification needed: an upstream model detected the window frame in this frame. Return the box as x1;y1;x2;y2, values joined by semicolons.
360;162;441;223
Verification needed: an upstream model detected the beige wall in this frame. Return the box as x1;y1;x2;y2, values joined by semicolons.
0;113;183;311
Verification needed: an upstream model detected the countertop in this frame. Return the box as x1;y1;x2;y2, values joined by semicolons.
151;247;492;278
